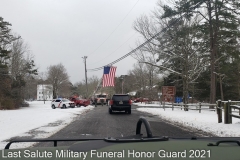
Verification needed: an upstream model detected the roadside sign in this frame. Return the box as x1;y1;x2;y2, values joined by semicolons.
163;95;175;102
162;86;176;103
162;86;176;95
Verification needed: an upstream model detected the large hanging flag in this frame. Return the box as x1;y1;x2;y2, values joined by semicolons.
102;66;117;87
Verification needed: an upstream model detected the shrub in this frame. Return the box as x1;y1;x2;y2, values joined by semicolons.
0;98;15;110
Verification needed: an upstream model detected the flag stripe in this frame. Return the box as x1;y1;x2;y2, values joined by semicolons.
102;66;117;87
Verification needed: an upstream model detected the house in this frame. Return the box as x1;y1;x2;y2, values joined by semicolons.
127;91;137;96
37;84;53;101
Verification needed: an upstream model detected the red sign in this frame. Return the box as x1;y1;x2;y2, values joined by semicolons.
162;86;176;102
162;86;176;95
163;95;175;103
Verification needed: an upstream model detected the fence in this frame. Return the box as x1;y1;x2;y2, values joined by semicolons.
216;100;240;124
161;102;216;113
157;100;240;124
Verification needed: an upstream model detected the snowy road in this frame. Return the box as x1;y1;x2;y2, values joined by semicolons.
1;101;240;149
33;104;213;147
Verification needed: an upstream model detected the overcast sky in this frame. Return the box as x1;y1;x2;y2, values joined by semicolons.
0;0;160;84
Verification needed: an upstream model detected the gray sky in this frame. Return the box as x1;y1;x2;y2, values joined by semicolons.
0;0;159;84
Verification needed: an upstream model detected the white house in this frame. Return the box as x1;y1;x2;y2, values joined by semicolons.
37;84;53;101
127;91;137;96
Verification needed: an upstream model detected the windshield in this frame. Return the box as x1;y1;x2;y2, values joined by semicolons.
97;95;106;98
1;0;240;155
112;95;130;101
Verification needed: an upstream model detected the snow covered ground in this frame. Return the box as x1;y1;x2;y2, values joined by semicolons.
0;101;94;149
1;101;240;150
135;102;240;137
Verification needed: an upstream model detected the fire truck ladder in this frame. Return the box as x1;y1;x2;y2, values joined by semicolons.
92;76;103;99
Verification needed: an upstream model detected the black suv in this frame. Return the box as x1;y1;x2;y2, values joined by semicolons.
109;94;132;114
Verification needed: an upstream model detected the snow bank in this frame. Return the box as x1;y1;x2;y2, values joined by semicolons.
135;103;240;137
0;101;94;149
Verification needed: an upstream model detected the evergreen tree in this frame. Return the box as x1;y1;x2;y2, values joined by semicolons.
0;17;38;109
0;17;15;108
161;0;240;103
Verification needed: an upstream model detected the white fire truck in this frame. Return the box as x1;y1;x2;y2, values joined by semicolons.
93;93;108;105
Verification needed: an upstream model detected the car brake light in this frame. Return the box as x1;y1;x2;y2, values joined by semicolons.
129;100;132;105
110;100;113;105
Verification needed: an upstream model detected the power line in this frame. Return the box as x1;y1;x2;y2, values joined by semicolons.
87;0;206;72
87;20;174;71
87;0;140;57
88;32;137;66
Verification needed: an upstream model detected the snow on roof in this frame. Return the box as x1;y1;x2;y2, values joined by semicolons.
128;91;137;96
37;84;53;90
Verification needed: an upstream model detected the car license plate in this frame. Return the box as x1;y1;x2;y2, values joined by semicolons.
119;101;123;104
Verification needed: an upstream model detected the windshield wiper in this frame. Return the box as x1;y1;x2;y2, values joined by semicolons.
4;138;104;149
104;136;169;142
105;117;169;142
208;140;240;146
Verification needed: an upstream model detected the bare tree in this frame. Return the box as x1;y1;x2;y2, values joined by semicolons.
127;62;161;100
47;63;69;99
87;75;100;97
132;3;208;104
9;38;37;78
58;81;72;98
9;38;26;78
130;62;147;96
8;37;37;103
24;74;38;101
73;75;102;98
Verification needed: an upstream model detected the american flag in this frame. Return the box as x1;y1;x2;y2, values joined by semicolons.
102;66;117;87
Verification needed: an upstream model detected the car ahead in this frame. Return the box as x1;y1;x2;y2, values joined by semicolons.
2;117;240;160
109;94;131;114
51;99;75;109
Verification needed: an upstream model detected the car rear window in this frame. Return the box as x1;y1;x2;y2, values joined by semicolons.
112;95;130;101
97;95;106;98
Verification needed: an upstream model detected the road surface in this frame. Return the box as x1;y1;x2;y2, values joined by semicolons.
34;104;214;147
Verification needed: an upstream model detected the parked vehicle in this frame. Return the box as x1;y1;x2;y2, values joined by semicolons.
109;94;132;114
51;99;75;109
134;97;149;103
70;96;90;107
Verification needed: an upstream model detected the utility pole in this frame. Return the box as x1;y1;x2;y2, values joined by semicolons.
82;56;88;97
120;75;127;94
